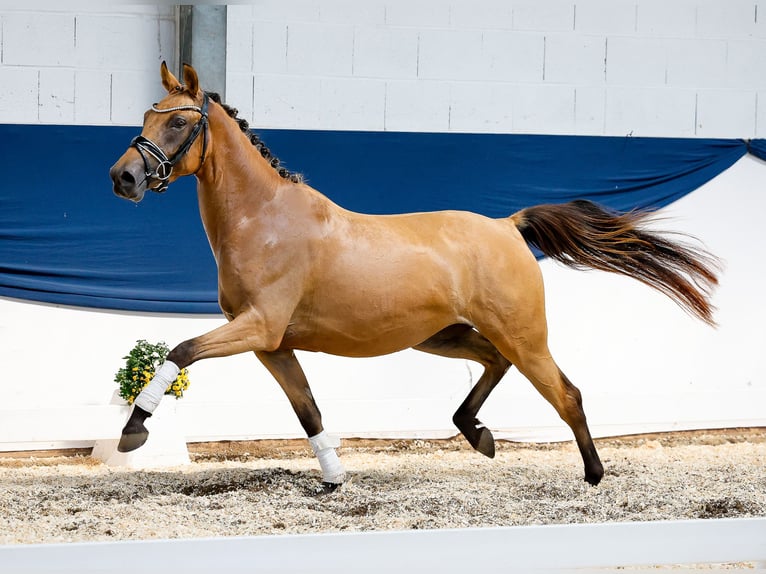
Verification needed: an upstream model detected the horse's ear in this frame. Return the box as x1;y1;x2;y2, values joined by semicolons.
160;61;181;93
182;63;200;97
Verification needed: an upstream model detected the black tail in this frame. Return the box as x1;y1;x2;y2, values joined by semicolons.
511;199;720;326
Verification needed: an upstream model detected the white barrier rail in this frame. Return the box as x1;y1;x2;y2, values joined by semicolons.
1;518;764;573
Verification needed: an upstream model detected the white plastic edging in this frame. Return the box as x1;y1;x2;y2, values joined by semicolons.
0;518;763;574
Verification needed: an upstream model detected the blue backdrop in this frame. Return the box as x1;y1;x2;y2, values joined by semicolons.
0;124;759;313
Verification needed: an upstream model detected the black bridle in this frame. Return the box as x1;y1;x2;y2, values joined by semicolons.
130;93;209;193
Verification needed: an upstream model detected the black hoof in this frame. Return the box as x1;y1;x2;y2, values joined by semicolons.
117;406;151;452
316;482;341;495
584;465;604;486
473;426;496;458
117;428;149;452
455;416;496;459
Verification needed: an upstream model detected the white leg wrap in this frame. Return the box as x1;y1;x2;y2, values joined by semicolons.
134;361;180;413
308;431;345;484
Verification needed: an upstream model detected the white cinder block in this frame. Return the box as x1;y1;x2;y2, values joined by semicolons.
318;77;386;130
513;84;575;134
481;31;545;83
0;67;39;123
637;0;698;37
606;37;666;86
512;0;574;32
385;80;451;132
253;22;289;74
68;6;175;17
226;5;254;22
757;1;766;38
249;0;319;23
158;15;176;68
253;74;323;129
418;29;483;80
449;82;515;133
286;22;354;76
544;34;606;85
319;0;386;24
2;12;75;66
353;26;418;79
385;0;451;28
757;92;766;138
111;70;166;126
665;38;727;89
696;90;756;138
225;73;255;123
449;0;513;29
605;87;696;137
74;70;112;125
574;0;637;34
38;68;75;124
75;15;166;71
574;86;606;134
696;0;758;39
227;18;254;73
727;39;766;90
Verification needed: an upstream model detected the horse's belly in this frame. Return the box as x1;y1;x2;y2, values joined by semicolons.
282;310;456;358
284;332;430;357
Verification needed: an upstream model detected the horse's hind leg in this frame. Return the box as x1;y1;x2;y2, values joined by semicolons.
256;349;345;487
414;324;511;458
497;341;603;485
524;358;603;485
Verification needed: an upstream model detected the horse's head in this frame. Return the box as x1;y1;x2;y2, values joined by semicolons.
110;62;209;202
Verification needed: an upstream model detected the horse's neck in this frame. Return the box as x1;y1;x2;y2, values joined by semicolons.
194;110;284;252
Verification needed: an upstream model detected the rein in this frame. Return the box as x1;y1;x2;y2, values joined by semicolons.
130;93;209;193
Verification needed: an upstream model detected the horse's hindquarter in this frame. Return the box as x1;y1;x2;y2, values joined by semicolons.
286;208;538;357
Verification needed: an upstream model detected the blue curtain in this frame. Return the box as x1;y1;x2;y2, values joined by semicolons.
0;124;756;313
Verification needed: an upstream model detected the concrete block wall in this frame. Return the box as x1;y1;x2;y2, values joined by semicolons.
227;0;766;137
3;1;763;136
0;5;175;125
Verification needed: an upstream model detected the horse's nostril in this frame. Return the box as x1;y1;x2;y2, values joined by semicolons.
120;171;136;185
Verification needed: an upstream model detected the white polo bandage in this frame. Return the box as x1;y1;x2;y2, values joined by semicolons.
134;360;180;413
308;431;345;484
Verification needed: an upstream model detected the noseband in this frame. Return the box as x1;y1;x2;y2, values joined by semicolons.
130;93;209;193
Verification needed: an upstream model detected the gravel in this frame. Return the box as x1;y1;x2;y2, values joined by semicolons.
0;429;764;545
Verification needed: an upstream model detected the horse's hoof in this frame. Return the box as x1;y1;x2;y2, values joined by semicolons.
584;464;604;486
456;416;496;459
316;481;341;495
474;426;496;459
117;429;149;452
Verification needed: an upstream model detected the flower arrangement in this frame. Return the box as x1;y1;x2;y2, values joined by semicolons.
114;339;190;404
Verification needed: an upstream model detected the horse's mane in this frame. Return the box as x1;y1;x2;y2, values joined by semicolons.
205;91;303;184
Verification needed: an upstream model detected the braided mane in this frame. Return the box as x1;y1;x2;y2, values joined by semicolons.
206;91;303;184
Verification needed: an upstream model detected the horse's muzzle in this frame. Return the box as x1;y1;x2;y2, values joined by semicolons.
110;160;146;203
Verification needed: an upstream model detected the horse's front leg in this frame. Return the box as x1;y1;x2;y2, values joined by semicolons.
256;349;345;488
118;311;281;452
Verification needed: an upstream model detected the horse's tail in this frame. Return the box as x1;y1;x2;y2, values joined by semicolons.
509;199;720;326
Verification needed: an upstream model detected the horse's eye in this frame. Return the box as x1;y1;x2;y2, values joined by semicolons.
171;116;187;129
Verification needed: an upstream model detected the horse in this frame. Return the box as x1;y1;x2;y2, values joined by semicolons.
109;62;719;488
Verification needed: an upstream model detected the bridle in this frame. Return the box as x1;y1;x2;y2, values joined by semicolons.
130;92;209;193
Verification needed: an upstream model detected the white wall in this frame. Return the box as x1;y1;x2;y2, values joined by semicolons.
226;0;766;137
3;1;764;136
1;1;765;450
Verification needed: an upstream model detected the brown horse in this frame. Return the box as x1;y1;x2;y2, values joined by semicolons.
109;63;718;487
